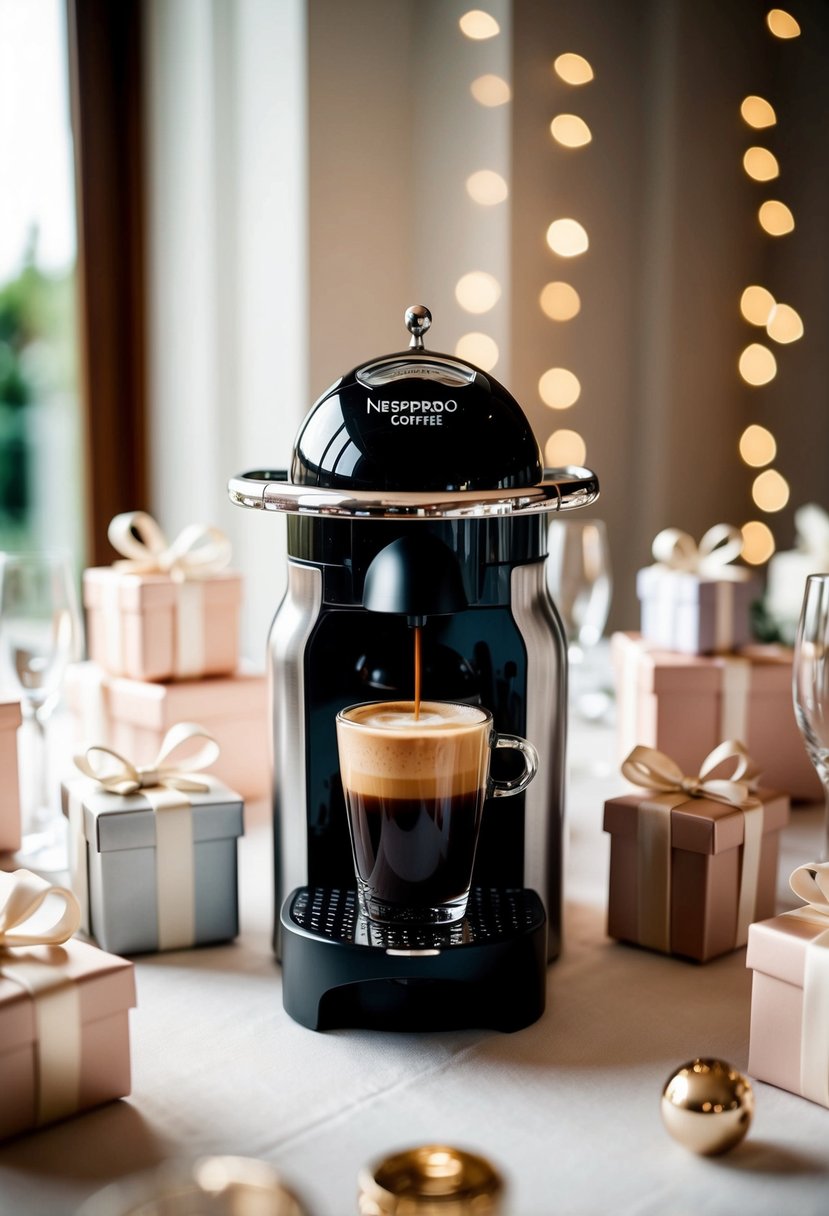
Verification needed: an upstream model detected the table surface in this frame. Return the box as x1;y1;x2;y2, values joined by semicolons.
2;710;829;1216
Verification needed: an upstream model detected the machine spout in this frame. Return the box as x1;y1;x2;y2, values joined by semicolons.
362;534;468;618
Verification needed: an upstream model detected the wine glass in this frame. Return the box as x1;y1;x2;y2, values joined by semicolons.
0;552;81;871
547;516;612;674
793;573;829;860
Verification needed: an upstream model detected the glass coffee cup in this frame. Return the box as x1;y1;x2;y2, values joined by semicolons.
336;700;538;925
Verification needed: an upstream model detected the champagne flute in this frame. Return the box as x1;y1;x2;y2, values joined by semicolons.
793;573;829;859
0;552;81;871
547;519;612;723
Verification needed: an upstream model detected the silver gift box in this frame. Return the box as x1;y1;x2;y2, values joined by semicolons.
61;781;244;955
637;566;759;655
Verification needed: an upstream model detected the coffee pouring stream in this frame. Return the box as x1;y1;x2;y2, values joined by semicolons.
229;304;600;1032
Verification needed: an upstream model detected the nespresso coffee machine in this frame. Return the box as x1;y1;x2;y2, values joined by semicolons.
229;306;599;1032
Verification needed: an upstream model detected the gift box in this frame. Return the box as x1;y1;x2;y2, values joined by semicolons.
612;632;822;802
604;744;790;961
747;863;829;1107
0;699;22;853
637;525;758;655
83;510;241;682
65;661;269;803
0;870;135;1140
765;504;829;645
62;730;244;955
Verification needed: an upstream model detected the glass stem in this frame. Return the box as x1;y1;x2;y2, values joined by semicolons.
21;703;51;834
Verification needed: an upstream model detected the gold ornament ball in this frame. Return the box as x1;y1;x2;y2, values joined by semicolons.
660;1058;754;1156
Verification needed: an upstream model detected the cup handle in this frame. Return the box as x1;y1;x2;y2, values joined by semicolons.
488;732;539;799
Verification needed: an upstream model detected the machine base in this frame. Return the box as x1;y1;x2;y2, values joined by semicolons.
280;887;547;1032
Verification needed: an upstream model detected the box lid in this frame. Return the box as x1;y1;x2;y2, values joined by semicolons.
603;787;789;855
61;778;244;853
746;910;829;987
106;669;266;730
611;632;793;695
83;567;242;612
0;699;22;731
0;936;135;1053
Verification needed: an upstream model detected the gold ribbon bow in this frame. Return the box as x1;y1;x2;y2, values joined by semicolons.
790;862;829;914
651;524;746;579
73;721;220;795
108;511;232;581
621;739;759;810
0;869;81;949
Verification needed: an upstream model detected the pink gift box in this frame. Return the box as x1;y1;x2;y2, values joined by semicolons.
604;787;789;962
0;936;135;1139
84;567;242;682
747;911;829;1107
65;662;269;803
0;700;22;853
612;632;822;802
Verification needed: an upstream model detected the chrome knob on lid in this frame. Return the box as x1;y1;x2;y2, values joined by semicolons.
405;304;432;350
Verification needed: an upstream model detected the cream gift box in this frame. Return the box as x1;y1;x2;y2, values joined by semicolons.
62;730;244;956
0;870;135;1140
604;744;789;962
612;632;822;802
0;699;22;852
65;661;269;803
747;863;829;1107
765;504;829;645
637;525;758;655
83;510;241;682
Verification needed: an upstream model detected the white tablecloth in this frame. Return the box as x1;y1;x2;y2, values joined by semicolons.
2;718;829;1216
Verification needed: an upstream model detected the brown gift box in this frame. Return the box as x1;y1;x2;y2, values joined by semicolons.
0;936;135;1140
84;567;242;682
0;699;22;853
603;787;789;962
65;661;269;803
612;632;822;802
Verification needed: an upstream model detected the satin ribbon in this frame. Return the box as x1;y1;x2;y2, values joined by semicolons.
622;741;764;953
108;511;232;581
0;870;83;1124
788;862;829;1107
72;724;219;950
651;524;749;579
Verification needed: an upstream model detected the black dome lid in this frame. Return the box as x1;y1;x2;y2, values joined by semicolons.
291;305;543;492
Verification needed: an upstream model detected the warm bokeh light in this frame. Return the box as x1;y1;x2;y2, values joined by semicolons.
740;285;776;326
740;95;777;128
465;169;508;206
741;520;776;564
546;218;589;257
739;343;777;386
459;10;500;39
767;8;801;38
455;271;501;314
759;200;795;235
550;114;592;148
539;281;581;321
455;332;499;372
752;469;790;512
766;302;804;344
739;424;777;467
544;429;586;466
553;53;594;85
470;74;511;107
743;147;780;181
539;367;581;409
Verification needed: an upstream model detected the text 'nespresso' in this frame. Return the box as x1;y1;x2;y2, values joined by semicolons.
366;397;458;425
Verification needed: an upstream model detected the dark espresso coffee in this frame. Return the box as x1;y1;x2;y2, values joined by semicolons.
336;700;490;923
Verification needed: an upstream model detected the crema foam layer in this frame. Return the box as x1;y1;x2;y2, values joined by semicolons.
337;700;489;798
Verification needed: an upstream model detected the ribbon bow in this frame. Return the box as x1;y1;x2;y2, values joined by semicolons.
73;722;220;796
0;869;81;949
790;862;829;914
108;511;232;581
794;504;829;564
621;739;759;809
651;523;745;577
